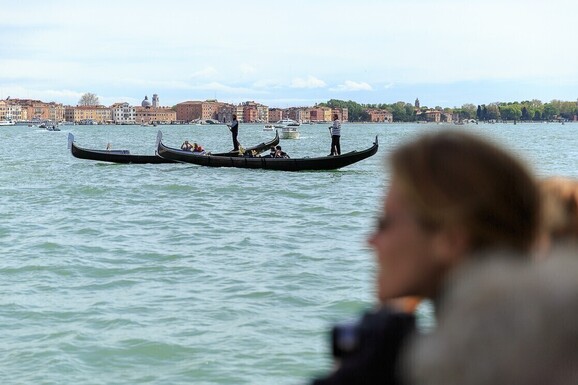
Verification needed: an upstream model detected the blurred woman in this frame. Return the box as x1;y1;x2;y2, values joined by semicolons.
311;130;541;385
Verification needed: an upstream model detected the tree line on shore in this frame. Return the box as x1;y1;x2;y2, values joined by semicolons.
321;99;578;122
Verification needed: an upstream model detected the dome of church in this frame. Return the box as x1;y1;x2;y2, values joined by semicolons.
141;96;151;107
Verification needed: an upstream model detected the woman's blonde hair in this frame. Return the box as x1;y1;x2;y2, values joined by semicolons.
390;130;540;253
539;176;578;241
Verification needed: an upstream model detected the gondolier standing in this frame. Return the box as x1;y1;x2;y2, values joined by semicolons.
329;114;341;156
228;114;240;151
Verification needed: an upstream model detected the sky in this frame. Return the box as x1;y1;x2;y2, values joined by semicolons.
1;0;577;109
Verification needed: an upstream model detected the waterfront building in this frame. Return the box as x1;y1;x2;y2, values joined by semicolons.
111;102;137;125
0;100;6;120
293;108;311;123
216;104;235;124
235;101;270;123
285;107;308;123
234;104;244;123
72;105;112;124
175;100;225;122
0;100;21;121
47;102;65;123
366;108;393;123
341;107;349;122
239;101;268;123
331;108;348;122
134;95;177;124
64;106;75;122
256;104;269;123
309;106;333;122
421;109;441;123
142;96;151;108
243;104;258;123
8;99;52;121
268;108;283;123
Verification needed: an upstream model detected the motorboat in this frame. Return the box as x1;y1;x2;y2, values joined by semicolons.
275;118;301;127
280;126;300;139
0;120;16;126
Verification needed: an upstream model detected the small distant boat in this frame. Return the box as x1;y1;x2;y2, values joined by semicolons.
263;124;274;131
280;126;300;139
0;120;16;126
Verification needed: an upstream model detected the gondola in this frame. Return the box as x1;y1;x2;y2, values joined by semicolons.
68;131;279;164
156;131;378;171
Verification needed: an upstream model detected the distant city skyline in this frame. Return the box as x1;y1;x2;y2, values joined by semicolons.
1;0;577;109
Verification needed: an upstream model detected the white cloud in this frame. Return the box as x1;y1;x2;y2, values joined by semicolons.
330;81;373;92
190;82;259;94
190;67;218;79
290;76;327;89
252;79;283;89
240;64;257;75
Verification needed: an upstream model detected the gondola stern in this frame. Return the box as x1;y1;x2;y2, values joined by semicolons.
155;130;163;149
67;132;74;150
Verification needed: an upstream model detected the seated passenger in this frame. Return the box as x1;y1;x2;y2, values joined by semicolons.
274;145;290;158
263;146;276;158
243;149;258;157
181;140;193;151
192;142;205;153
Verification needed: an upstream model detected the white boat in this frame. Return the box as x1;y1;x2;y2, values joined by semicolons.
280;126;300;139
263;124;274;131
275;118;301;127
0;120;16;126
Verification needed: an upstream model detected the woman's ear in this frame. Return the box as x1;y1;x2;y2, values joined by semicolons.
431;225;470;267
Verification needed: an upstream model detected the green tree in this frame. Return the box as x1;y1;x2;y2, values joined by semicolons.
521;106;531;121
499;104;521;121
388;101;416;122
461;103;476;119
359;110;371;121
477;105;483;120
485;104;500;120
542;103;559;120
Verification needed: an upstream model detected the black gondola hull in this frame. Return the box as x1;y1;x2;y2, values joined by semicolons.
156;131;378;171
68;131;279;164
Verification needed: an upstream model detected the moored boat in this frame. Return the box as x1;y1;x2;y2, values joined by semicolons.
0;120;16;126
156;131;378;171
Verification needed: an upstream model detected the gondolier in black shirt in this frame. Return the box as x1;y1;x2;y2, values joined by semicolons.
228;114;240;151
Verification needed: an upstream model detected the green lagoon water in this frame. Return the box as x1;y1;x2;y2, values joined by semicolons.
1;121;576;384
